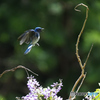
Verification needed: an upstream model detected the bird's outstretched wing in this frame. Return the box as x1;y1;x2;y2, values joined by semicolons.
18;29;35;45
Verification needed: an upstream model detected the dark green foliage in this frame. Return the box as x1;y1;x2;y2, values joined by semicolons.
0;0;100;99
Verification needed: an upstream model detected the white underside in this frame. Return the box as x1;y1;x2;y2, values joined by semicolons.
32;35;40;46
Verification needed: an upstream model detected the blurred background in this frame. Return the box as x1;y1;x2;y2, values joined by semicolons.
0;0;100;99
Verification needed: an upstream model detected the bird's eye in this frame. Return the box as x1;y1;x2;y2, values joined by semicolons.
37;29;41;32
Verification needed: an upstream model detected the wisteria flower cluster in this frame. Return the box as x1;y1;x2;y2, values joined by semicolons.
16;75;63;100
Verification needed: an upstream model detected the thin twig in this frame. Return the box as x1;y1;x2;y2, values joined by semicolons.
0;65;38;78
69;73;86;100
73;2;89;91
71;74;83;92
69;3;90;99
75;3;89;70
76;72;87;93
83;44;93;69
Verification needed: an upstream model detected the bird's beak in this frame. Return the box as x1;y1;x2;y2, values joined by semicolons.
41;28;44;30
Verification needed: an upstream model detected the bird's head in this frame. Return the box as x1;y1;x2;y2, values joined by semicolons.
35;27;44;33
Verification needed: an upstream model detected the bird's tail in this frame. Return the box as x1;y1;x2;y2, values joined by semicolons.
24;44;33;54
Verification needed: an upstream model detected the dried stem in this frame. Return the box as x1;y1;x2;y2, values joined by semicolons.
69;3;93;99
0;65;38;78
76;72;87;93
83;44;93;69
75;3;89;70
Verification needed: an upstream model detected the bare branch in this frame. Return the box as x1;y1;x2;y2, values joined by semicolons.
75;3;89;69
76;72;87;93
83;44;93;69
71;73;83;92
69;3;89;99
0;65;38;78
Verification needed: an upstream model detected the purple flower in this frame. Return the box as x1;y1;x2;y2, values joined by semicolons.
16;76;63;100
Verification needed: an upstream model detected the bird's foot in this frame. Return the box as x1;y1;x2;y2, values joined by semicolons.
36;43;40;46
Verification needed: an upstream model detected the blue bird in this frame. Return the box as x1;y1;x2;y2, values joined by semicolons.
18;27;44;54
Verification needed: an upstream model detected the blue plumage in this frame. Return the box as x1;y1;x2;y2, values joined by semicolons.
18;27;44;54
24;44;33;54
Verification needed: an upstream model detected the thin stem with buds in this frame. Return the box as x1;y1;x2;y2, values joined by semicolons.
69;3;93;99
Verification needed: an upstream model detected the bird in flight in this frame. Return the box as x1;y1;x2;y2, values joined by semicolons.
18;27;44;54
